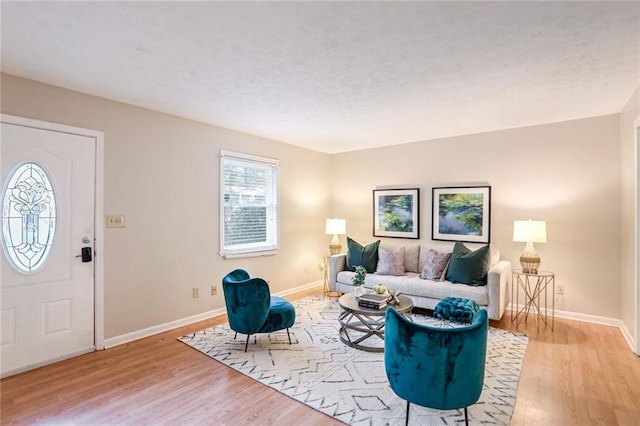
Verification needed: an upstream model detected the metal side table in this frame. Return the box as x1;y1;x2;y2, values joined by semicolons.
511;268;555;331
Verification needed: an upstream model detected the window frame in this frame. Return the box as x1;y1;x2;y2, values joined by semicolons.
219;150;279;259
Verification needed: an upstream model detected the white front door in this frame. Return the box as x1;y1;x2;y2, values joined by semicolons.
1;118;98;377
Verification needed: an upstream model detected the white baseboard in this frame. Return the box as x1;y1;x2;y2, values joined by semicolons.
273;280;323;297
508;303;620;327
507;303;640;353
106;287;634;353
104;307;227;348
553;308;621;327
103;280;324;349
619;321;638;354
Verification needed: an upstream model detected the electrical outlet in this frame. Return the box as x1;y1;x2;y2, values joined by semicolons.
211;285;217;296
555;284;564;295
106;214;126;228
192;287;199;298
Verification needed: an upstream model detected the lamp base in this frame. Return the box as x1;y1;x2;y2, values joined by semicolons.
329;234;342;255
520;255;541;275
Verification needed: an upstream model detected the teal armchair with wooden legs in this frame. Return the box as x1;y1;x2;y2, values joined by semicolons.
222;269;296;352
384;307;488;426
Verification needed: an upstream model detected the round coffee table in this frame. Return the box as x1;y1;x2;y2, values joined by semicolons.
338;292;413;352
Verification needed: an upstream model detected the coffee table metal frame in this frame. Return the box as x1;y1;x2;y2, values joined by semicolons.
338;293;413;352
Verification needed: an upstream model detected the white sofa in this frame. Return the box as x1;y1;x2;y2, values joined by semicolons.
328;241;511;320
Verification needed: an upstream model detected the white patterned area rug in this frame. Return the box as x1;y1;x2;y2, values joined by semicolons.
179;295;528;425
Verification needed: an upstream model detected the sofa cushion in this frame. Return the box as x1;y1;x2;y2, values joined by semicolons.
376;245;405;276
403;244;420;273
415;243;499;269
445;242;490;286
336;271;489;306
346;237;380;273
419;249;451;280
379;243;420;273
490;247;500;267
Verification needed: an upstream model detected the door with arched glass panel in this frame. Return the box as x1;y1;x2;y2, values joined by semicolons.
1;118;96;377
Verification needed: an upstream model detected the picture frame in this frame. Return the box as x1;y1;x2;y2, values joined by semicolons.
432;186;491;243
373;188;419;239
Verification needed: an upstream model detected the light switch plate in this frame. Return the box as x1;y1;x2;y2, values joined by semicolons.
106;215;126;228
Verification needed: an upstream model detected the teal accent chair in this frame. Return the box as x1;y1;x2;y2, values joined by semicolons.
222;269;296;352
384;307;488;426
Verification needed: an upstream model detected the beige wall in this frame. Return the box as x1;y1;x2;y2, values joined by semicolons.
1;73;332;339
0;72;629;340
620;85;639;348
331;115;622;319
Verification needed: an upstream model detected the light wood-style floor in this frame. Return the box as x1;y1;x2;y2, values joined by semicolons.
2;287;639;425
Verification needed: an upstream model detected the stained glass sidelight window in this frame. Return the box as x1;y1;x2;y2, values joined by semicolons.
2;162;57;272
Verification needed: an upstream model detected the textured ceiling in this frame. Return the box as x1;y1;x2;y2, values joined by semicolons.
1;1;638;153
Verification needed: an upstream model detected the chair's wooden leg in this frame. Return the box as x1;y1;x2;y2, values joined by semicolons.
405;401;410;426
464;407;468;426
244;335;250;352
286;328;291;344
234;332;237;340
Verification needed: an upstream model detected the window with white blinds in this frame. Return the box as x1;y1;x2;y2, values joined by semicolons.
220;151;278;258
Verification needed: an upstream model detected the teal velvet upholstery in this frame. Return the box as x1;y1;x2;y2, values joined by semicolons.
445;241;491;286
384;307;488;425
346;237;380;273
222;269;296;351
434;297;480;324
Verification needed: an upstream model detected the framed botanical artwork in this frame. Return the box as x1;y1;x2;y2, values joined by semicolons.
373;188;419;239
432;186;491;243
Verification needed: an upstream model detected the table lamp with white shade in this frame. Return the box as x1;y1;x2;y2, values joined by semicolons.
513;220;547;274
326;218;346;255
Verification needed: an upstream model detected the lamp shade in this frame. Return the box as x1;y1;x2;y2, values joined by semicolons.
325;218;346;235
513;220;547;243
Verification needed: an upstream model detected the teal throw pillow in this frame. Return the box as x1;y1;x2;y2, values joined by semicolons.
346;237;380;273
445;241;490;286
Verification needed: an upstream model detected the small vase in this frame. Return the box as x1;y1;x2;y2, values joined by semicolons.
353;285;366;299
